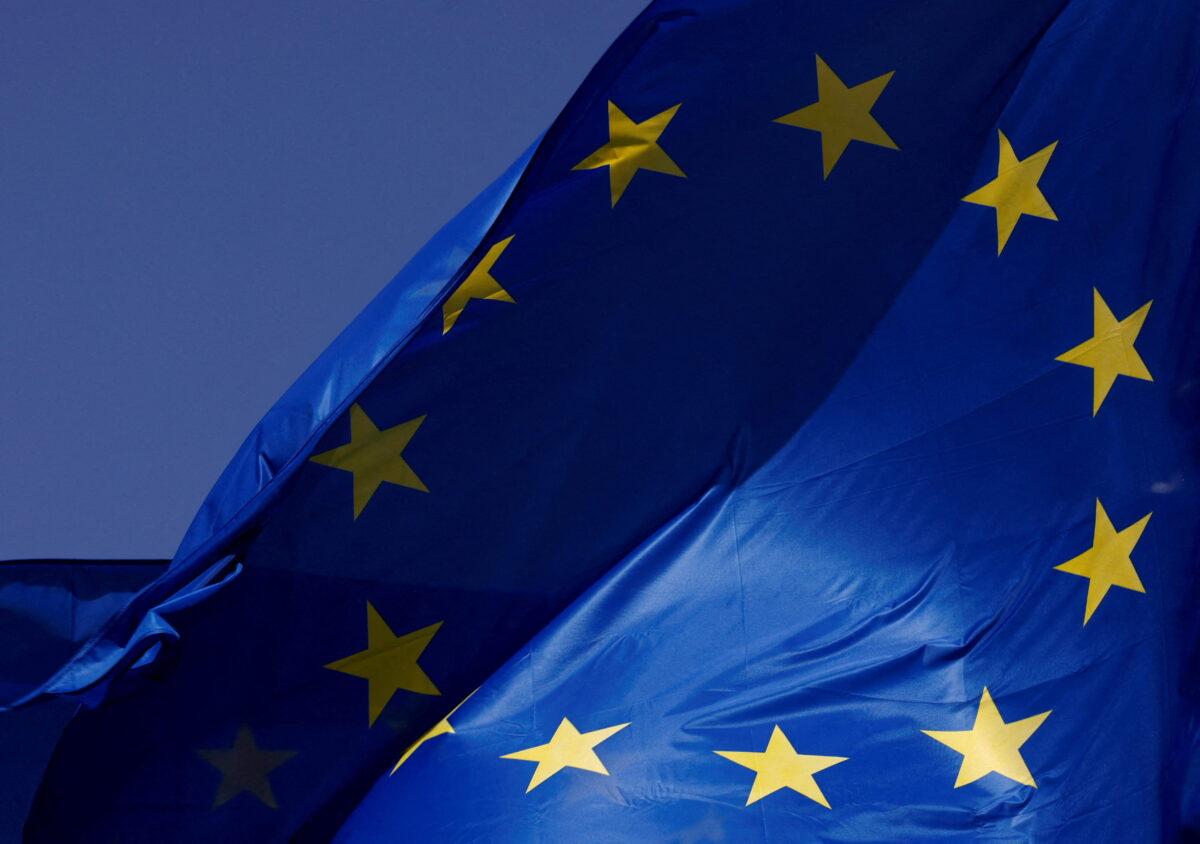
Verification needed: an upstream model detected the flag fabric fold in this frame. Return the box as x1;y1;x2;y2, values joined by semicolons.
0;559;167;839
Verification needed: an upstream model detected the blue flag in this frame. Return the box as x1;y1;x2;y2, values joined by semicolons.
23;0;1200;840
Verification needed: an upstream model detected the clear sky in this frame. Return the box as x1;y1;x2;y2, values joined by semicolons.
0;1;648;560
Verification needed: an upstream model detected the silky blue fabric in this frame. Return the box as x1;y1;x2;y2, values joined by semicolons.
0;560;165;840
25;0;1200;840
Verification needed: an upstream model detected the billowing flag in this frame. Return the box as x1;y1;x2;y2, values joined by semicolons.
19;0;1200;840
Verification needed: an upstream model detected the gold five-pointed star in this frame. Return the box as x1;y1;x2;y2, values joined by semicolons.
500;716;629;792
442;236;516;334
574;101;685;206
309;403;428;519
197;725;297;809
714;725;847;808
775;54;898;178
392;691;475;773
1055;499;1151;624
325;602;442;726
962;130;1058;254
923;687;1051;788
1056;288;1153;415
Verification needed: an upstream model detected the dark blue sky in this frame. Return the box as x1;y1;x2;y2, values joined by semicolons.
0;2;647;559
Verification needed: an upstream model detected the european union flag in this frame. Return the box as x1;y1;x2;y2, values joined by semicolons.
16;0;1200;840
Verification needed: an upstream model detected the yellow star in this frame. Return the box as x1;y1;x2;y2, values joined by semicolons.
309;403;428;519
500;716;629;792
324;602;442;726
775;54;898;178
962;129;1058;254
442;237;516;334
923;687;1051;788
1055;499;1150;625
714;725;847;808
574;101;685;206
391;691;474;774
1056;288;1153;415
197;725;297;809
